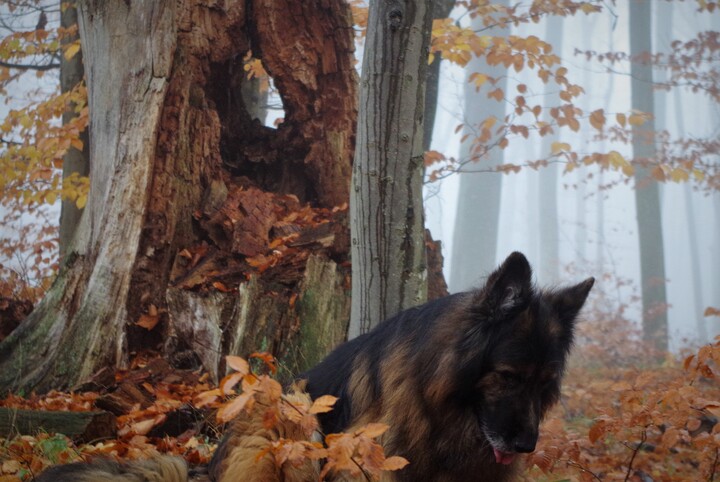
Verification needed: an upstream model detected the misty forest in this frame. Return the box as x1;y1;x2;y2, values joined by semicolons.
0;0;718;481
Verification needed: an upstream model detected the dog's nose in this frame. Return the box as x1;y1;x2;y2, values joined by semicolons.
512;433;537;453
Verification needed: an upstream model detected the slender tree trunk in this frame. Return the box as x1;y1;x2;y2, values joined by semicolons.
240;76;269;125
348;0;432;337
575;169;587;262
0;0;357;393
421;0;454;301
423;0;455;151
714;193;720;339
630;0;668;351
537;14;562;285
672;88;708;344
58;0;89;258
449;0;509;292
683;185;708;344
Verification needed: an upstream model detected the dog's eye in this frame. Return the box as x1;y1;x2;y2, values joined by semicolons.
497;370;523;386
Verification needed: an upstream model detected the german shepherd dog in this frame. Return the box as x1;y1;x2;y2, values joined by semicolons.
299;251;594;481
36;252;593;481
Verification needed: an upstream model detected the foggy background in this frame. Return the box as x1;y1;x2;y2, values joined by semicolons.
1;1;718;351
424;1;719;350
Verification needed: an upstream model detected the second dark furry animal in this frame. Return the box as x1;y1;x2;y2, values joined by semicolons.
302;251;594;481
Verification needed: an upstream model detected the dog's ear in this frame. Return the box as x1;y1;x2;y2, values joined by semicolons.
472;252;533;321
553;277;595;325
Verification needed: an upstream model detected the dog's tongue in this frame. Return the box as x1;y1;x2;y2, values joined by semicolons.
493;448;516;465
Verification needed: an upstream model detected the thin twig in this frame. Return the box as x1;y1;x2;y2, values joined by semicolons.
564;459;603;482
624;430;647;482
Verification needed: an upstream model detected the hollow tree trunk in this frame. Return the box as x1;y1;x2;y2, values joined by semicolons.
0;0;357;393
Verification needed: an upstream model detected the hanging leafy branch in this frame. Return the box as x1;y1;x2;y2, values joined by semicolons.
424;1;720;193
0;3;88;300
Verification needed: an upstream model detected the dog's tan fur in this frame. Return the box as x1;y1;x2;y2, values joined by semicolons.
34;455;188;482
209;390;319;482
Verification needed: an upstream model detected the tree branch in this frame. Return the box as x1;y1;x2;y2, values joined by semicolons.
0;59;60;71
0;137;23;146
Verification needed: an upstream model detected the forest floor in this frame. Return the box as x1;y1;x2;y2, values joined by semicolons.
0;315;718;481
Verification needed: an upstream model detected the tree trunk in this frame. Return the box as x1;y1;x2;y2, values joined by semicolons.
449;0;509;293
630;0;668;351
672;88;708;344
348;0;433;337
423;0;455;151
537;14;562;285
0;0;357;393
240;70;269;125
58;0;89;258
683;185;708;344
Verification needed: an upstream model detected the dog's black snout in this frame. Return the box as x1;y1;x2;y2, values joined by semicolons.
512;433;537;453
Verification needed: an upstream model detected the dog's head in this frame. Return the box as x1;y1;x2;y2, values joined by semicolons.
455;252;593;465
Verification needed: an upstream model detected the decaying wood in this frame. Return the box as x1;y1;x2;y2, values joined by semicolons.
166;253;349;380
95;381;153;416
426;230;449;301
251;0;358;208
147;404;208;438
0;298;32;342
0;407;116;442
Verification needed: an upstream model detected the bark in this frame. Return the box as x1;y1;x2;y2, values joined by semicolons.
425;229;449;300
449;0;509;292
420;1;454;299
0;0;357;393
348;0;433;337
630;0;668;351
58;0;89;258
